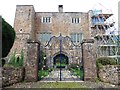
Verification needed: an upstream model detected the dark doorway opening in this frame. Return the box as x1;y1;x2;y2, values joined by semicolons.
53;54;68;68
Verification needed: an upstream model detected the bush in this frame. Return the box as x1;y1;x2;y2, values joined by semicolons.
2;18;15;58
8;49;24;67
96;57;117;69
38;70;49;80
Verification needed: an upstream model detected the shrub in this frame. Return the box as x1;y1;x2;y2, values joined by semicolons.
38;70;49;80
96;57;117;69
9;49;16;66
96;57;117;65
8;49;24;67
2;18;15;58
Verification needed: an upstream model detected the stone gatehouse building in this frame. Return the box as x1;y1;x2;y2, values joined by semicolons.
9;5;114;81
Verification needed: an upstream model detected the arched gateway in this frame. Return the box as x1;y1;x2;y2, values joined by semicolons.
41;35;82;68
53;53;69;68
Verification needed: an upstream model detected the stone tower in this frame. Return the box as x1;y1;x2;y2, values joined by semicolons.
9;5;36;62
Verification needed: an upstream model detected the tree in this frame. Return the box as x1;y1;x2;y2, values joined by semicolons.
2;18;15;58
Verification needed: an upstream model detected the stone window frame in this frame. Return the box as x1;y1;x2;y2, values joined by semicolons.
42;17;52;23
70;33;83;43
39;32;52;42
72;17;81;24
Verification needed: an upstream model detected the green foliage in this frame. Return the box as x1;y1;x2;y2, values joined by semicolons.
40;50;46;61
38;70;49;80
39;50;46;69
9;49;16;66
48;68;53;72
56;63;66;68
96;57;117;67
96;57;118;79
97;63;103;69
2;18;15;57
8;49;24;67
70;66;84;80
95;78;101;83
19;50;24;66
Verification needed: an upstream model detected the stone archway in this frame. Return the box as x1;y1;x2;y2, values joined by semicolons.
53;53;69;68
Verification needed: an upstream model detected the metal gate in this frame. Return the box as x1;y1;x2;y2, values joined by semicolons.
38;34;84;81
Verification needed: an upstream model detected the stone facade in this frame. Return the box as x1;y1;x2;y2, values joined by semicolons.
98;65;120;85
9;5;105;82
43;36;82;68
11;5;93;67
2;67;24;87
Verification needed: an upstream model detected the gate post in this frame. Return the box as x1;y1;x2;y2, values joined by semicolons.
24;41;40;82
82;39;97;81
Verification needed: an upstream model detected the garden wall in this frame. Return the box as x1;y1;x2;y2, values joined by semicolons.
98;65;120;85
2;66;25;87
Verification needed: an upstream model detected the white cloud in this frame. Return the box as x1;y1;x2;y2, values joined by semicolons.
0;0;119;27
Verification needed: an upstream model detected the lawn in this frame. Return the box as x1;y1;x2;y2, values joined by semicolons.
37;82;88;89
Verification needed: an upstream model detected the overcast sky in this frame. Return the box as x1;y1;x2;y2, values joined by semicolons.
0;0;119;27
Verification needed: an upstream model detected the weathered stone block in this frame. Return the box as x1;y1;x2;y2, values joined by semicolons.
24;41;40;82
99;65;120;85
2;67;25;87
82;43;97;81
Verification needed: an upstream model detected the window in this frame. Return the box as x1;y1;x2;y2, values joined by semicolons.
40;32;51;42
42;17;51;23
70;33;83;43
72;18;81;23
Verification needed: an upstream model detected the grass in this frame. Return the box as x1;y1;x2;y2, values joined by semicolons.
56;63;66;67
37;82;87;88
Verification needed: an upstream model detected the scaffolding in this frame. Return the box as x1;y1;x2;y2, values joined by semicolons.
90;7;120;63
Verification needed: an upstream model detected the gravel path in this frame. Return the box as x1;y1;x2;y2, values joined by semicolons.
41;69;80;81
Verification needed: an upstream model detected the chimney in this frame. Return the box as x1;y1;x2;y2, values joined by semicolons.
58;5;63;12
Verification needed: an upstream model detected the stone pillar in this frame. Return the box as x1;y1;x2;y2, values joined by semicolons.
82;39;97;81
25;41;40;82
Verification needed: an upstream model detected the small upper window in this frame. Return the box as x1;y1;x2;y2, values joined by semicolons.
72;18;81;24
42;17;51;23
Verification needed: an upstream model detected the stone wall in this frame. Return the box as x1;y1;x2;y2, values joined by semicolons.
24;41;39;82
2;67;25;87
82;39;97;81
98;65;120;85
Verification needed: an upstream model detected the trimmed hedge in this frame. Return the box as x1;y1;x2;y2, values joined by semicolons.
96;57;117;69
2;18;15;58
